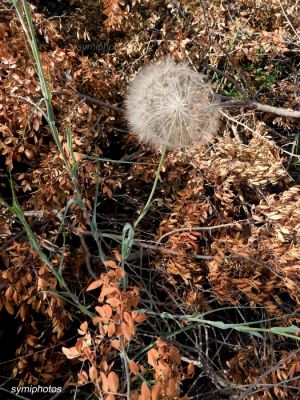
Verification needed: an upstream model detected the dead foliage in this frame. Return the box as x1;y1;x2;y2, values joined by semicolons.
0;0;300;399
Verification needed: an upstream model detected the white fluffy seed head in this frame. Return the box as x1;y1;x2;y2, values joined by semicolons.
125;58;219;149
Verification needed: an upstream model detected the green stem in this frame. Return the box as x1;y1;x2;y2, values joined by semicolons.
133;120;175;229
133;143;168;229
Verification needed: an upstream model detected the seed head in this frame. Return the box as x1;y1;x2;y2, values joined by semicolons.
125;58;219;149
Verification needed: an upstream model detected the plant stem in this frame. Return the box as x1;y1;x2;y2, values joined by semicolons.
133;120;175;229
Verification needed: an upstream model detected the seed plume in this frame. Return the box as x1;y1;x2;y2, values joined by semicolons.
125;58;219;149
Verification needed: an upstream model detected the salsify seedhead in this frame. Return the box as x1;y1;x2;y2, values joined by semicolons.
125;58;219;149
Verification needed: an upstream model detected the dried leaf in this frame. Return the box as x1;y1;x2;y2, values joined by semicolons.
141;381;151;400
107;371;119;392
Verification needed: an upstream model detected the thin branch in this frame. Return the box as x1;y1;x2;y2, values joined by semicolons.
204;65;248;98
217;97;300;118
250;101;300;118
279;0;300;41
236;349;300;400
79;234;98;280
67;85;125;113
157;220;252;244
57;83;300;119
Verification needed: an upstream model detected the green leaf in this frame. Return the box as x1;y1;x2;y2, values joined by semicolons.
121;223;135;260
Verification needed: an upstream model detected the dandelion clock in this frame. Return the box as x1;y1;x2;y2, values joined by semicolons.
125;58;219;149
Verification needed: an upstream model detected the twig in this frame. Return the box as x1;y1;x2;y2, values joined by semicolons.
139;240;286;280
279;1;300;41
219;110;257;135
217;97;300;118
236;349;300;400
79;234;98;280
249;101;300;118
157;220;251;244
58;82;300;119
198;0;255;98
282;148;300;159
80;229;284;279
0;230;26;251
135;241;214;260
119;335;131;400
67;85;125;113
204;65;248;98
